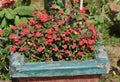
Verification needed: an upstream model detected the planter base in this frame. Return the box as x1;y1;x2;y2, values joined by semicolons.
12;74;101;82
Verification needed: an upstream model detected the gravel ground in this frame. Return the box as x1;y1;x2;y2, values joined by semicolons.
106;45;120;66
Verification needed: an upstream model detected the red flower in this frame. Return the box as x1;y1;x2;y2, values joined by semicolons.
66;50;72;57
53;47;58;52
77;21;82;24
58;20;64;25
19;47;26;52
63;45;67;49
12;26;17;30
60;10;64;14
89;45;94;51
45;39;54;45
73;0;79;3
53;34;57;39
89;24;95;30
65;16;69;21
73;40;76;43
54;26;58;32
19;22;25;27
0;29;3;35
9;45;18;52
49;15;54;19
45;28;53;34
21;28;29;36
28;32;35;38
56;37;61;41
45;53;49;57
36;32;41;37
84;22;89;25
64;37;70;42
32;11;38;15
58;54;63;59
14;38;19;42
18;40;25;44
76;51;83;57
21;32;26;36
80;7;86;14
51;4;56;9
29;18;36;25
79;39;87;46
77;28;81;33
87;39;94;45
68;28;74;33
35;24;42;29
60;49;65;53
47;35;52;39
9;34;16;39
37;46;44;53
9;47;15;52
33;43;37;47
69;13;74;17
60;33;65;37
97;34;101;38
72;43;76;49
68;4;72;9
39;13;48;22
32;54;36;58
82;45;85;49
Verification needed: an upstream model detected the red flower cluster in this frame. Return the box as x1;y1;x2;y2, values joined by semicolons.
0;29;3;35
10;1;101;62
73;0;79;3
0;0;15;9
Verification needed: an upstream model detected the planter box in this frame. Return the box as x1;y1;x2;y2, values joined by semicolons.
9;46;110;82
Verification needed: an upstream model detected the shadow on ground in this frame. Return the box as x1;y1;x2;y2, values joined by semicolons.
109;23;120;37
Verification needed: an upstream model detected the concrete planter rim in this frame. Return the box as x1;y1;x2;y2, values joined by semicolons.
9;46;110;78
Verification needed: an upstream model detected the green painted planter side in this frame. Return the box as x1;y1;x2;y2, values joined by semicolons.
9;46;110;78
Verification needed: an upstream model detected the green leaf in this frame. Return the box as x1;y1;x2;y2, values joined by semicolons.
94;14;104;23
87;19;98;24
5;8;14;19
19;17;27;23
70;34;80;41
14;6;35;16
114;12;120;21
15;16;20;26
55;0;64;8
100;0;107;4
75;14;82;20
104;5;110;13
65;9;71;15
0;10;5;19
1;18;7;28
90;6;98;13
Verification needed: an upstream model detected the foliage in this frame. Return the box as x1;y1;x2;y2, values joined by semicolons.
0;0;34;80
0;6;35;28
0;27;12;80
114;12;120;21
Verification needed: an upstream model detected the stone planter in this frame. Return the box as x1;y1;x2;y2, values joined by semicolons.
9;46;110;82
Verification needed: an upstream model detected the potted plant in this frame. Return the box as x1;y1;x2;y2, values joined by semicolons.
9;0;110;82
